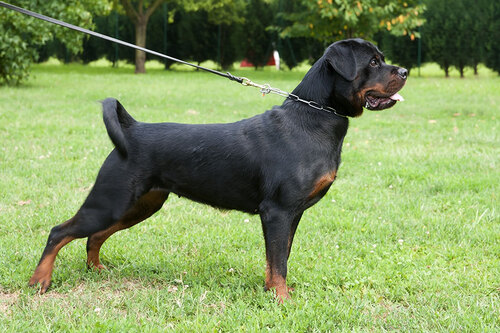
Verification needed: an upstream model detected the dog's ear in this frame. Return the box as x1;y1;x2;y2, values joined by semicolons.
325;40;357;81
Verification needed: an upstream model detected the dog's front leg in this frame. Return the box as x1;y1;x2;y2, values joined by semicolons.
259;203;299;302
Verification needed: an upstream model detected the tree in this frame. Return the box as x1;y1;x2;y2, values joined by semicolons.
0;0;111;85
242;0;274;69
118;0;246;72
181;0;246;69
171;9;218;66
482;0;500;74
80;11;136;65
452;0;474;77
422;0;454;77
278;0;425;44
424;0;490;77
72;2;245;70
376;32;423;74
119;0;165;73
181;0;246;26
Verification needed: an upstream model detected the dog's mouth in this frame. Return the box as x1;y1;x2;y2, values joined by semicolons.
364;92;404;111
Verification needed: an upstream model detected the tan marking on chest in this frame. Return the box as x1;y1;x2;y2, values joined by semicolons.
308;170;337;199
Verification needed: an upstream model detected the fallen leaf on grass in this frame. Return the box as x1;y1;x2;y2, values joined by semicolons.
17;200;32;206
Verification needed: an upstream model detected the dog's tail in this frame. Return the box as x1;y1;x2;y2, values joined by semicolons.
101;98;137;157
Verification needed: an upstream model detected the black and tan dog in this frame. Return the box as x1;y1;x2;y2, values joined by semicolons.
29;38;407;301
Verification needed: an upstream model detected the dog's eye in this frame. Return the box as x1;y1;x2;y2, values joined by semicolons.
370;58;378;67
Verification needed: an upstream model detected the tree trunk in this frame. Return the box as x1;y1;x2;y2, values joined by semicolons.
135;18;147;74
120;0;164;74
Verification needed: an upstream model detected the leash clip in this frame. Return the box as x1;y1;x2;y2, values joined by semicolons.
260;84;272;96
240;77;252;86
240;77;271;97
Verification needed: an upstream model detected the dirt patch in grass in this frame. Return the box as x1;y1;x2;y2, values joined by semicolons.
0;291;19;316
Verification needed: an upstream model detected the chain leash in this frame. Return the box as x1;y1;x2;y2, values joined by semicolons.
240;77;347;118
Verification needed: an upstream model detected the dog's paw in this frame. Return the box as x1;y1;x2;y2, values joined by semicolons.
29;275;51;294
86;261;107;271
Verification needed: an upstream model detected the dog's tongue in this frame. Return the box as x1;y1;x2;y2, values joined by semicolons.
389;93;404;102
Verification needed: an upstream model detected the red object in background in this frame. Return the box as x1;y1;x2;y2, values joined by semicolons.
240;55;276;67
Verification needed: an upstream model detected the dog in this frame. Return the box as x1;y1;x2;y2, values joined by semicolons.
29;38;407;301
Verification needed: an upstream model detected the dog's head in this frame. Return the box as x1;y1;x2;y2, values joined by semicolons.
325;38;407;117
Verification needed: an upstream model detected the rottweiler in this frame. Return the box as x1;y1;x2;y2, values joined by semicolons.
29;38;407;301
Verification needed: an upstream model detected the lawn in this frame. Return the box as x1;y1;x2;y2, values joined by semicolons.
0;60;499;331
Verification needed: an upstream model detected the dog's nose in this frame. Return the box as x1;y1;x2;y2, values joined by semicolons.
398;68;408;80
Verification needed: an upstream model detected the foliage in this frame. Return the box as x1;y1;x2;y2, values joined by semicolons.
3;0;497;79
116;0;247;72
375;32;424;74
270;0;326;68
180;0;246;25
177;0;247;69
80;12;135;65
279;0;425;43
241;0;275;69
451;0;475;77
421;0;452;76
171;9;218;65
482;0;500;74
0;0;111;85
423;0;499;77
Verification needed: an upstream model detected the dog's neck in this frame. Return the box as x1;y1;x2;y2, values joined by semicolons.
290;60;353;118
291;60;334;109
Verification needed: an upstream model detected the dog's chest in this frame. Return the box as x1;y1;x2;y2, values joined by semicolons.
301;140;343;205
307;170;337;201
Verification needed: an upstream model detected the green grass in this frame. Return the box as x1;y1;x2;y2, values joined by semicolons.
0;60;499;332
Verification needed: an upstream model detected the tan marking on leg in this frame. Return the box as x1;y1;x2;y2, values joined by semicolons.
265;261;272;288
86;189;169;271
308;170;337;199
265;261;290;303
86;224;121;270
29;236;74;293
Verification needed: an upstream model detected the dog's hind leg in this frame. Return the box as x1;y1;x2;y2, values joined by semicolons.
29;202;123;294
29;213;87;294
30;149;168;293
86;189;169;270
29;186;168;294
